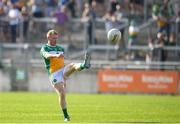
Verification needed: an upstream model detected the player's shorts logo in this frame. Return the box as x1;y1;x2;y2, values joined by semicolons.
53;79;57;83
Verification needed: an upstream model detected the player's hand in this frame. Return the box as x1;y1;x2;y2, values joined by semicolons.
57;52;64;58
57;54;64;58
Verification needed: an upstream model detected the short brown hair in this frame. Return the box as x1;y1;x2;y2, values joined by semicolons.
46;29;58;37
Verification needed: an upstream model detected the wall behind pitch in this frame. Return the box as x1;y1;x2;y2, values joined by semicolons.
28;68;54;92
66;70;98;93
0;70;11;91
28;68;98;93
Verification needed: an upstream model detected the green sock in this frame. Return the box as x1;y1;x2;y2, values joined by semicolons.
80;63;85;70
62;108;69;118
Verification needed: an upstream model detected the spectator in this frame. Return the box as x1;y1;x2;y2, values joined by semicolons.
152;0;175;41
10;0;19;5
169;34;176;46
28;0;43;35
54;6;69;33
109;0;118;13
0;2;5;16
126;20;139;60
0;0;8;16
114;3;123;21
81;2;96;44
67;0;77;18
114;3;125;44
21;5;30;40
44;0;57;17
58;0;69;8
150;32;168;62
162;0;175;41
8;4;22;43
145;38;153;63
176;10;180;37
58;0;79;18
103;10;118;33
0;1;9;42
129;0;144;15
128;20;139;47
53;5;71;43
30;0;44;18
75;0;82;18
15;0;25;11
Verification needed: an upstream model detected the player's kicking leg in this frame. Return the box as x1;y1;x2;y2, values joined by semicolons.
83;51;91;69
63;51;91;78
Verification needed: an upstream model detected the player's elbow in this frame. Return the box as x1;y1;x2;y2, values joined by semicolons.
43;53;51;59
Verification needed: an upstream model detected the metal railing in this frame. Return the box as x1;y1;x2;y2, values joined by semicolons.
0;43;179;77
2;58;180;70
0;43;180;62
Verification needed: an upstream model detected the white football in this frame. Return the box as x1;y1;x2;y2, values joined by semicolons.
107;28;121;44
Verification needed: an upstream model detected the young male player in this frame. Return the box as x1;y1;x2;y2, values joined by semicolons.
40;29;91;122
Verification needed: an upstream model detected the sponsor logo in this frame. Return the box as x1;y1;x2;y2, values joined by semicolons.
102;74;133;83
142;75;173;83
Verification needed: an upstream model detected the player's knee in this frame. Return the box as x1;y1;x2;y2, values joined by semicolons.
60;91;66;99
54;84;65;94
69;63;75;67
57;88;65;93
69;63;76;69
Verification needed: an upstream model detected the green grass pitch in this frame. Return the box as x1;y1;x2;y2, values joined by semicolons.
0;92;180;123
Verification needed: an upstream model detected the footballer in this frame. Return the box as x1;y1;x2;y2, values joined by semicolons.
40;29;91;122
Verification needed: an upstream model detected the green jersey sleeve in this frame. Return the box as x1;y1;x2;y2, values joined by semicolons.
40;45;49;58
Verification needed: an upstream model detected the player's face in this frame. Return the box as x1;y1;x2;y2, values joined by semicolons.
48;34;58;46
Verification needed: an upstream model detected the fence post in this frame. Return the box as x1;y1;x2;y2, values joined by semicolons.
92;20;95;45
84;22;89;50
19;21;24;43
144;0;148;22
0;44;2;60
